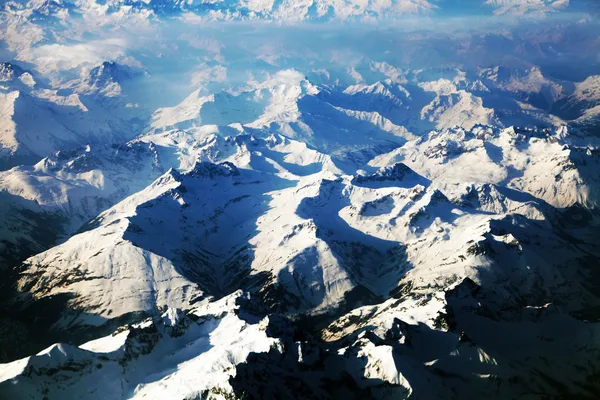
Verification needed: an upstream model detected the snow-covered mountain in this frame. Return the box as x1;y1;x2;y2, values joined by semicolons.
1;4;600;399
1;118;599;397
3;171;600;398
77;61;144;98
0;142;164;269
551;75;600;132
0;291;284;399
372;125;600;209
0;61;151;169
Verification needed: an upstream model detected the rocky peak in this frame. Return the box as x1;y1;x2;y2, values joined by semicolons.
186;161;240;178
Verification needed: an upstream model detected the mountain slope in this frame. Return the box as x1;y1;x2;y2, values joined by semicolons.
0;142;163;270
0;61;151;169
0;291;282;400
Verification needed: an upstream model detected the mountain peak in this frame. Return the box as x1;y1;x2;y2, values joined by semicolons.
0;62;24;82
82;61;141;97
186;161;240;178
89;62;135;83
353;163;427;186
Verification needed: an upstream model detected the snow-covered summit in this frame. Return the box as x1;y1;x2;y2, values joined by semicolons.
80;61;142;97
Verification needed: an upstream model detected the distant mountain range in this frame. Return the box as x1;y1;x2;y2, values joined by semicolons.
4;0;598;23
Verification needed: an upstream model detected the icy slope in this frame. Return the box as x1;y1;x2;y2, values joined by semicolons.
13;168;203;331
0;124;343;272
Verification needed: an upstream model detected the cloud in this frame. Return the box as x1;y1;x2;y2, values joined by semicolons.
191;64;228;86
17;39;128;74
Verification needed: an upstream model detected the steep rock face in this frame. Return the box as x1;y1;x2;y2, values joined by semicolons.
549;76;600;134
318;277;600;399
82;62;139;97
352;163;429;187
65;61;149;110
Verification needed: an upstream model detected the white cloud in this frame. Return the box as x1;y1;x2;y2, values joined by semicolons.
191;64;228;86
17;39;128;74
